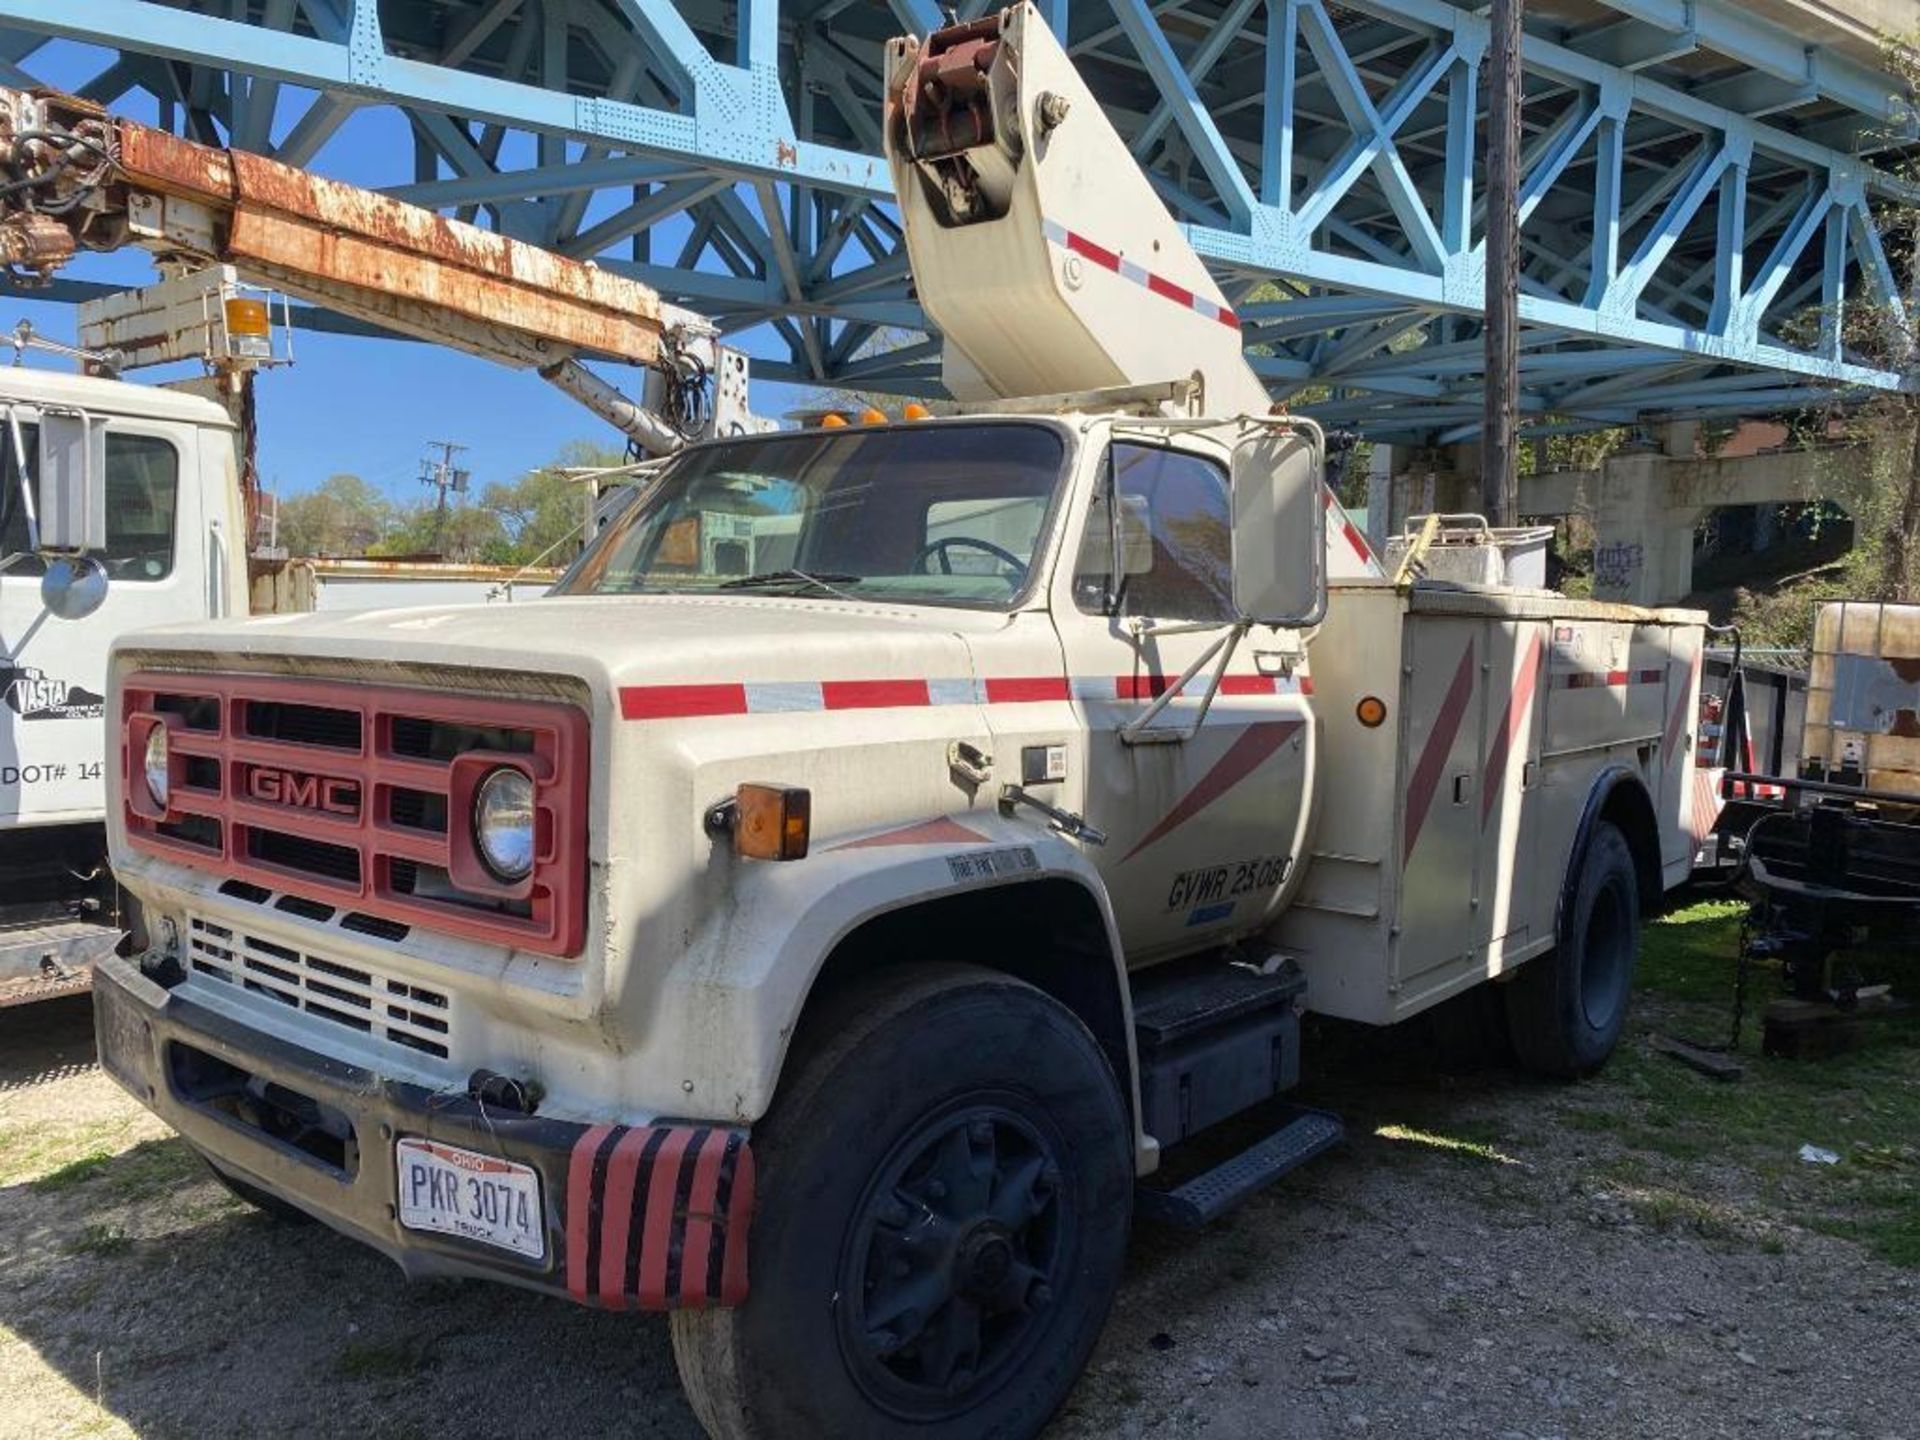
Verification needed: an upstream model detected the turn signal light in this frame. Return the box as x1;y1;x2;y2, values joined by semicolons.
732;783;811;860
1356;695;1388;729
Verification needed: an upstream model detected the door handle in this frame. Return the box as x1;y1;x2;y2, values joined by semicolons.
1451;772;1472;805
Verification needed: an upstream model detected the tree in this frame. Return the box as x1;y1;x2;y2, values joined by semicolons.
368;500;508;563
274;473;391;556
478;439;627;566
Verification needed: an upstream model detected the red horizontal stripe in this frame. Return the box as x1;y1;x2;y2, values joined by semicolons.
822;678;929;710
620;684;748;720
1219;675;1280;695
986;676;1071;703
1215;307;1241;331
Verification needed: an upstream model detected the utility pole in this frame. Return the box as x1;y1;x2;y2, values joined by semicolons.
1482;0;1522;527
418;439;470;553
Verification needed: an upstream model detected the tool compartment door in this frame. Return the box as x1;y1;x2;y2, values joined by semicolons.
1391;616;1488;988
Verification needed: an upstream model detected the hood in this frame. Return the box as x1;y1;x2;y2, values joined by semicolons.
113;593;1014;701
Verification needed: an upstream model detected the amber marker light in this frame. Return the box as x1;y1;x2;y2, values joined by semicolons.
902;402;932;421
223;297;271;338
1356;695;1388;728
858;406;888;425
730;783;812;860
819;412;849;428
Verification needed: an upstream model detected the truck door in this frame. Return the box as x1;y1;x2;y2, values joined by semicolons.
1047;438;1312;963
1;415;208;827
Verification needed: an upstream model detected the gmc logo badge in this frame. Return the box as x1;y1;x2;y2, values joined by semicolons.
247;766;360;817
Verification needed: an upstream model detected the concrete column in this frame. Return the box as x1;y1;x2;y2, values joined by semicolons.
1591;453;1701;604
1365;443;1397;557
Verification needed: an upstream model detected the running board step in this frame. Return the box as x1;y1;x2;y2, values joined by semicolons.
1134;1107;1343;1230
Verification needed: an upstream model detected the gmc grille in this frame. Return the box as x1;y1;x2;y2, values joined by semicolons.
122;672;589;957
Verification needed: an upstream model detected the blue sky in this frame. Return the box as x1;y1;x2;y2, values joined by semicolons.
14;35;822;506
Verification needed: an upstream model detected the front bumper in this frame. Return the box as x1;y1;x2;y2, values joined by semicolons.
93;954;752;1310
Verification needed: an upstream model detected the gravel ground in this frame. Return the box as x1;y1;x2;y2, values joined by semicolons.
2;932;1915;1440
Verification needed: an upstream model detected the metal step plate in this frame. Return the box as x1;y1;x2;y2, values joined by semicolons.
1135;1107;1344;1230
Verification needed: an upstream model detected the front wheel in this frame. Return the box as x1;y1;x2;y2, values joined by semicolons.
1506;820;1641;1077
671;964;1132;1439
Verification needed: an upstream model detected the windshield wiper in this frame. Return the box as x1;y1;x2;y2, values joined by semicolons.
717;568;862;597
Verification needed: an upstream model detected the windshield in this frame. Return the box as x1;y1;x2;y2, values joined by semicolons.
554;422;1068;609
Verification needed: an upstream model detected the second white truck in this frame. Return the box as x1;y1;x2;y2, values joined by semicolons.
48;7;1710;1437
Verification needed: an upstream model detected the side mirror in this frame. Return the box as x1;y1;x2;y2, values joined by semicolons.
1230;422;1326;627
35;410;108;555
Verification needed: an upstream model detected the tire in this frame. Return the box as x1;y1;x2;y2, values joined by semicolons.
671;964;1133;1440
1506;820;1641;1078
204;1159;314;1224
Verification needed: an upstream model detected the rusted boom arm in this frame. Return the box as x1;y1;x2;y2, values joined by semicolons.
0;87;665;373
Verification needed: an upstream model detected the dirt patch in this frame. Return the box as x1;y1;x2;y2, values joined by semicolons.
1;904;1914;1439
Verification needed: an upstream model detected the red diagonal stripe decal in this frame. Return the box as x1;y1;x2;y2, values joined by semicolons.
1481;632;1543;826
1663;651;1700;769
1404;640;1476;864
828;816;992;850
1121;720;1302;862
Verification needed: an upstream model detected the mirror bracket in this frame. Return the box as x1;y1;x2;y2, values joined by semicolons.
1119;620;1249;746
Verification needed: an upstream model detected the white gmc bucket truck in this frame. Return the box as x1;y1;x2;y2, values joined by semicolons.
0;90;752;1006
80;8;1709;1436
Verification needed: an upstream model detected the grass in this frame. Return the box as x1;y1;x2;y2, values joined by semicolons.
1371;1123;1520;1166
61;1224;133;1259
1606;897;1920;1267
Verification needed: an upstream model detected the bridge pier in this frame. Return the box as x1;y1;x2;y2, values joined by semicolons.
1519;436;1836;606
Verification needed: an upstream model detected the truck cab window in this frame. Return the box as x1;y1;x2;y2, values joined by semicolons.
557;422;1066;610
0;426;180;581
1074;443;1233;621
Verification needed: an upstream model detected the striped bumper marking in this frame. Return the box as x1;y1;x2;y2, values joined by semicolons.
565;1123;753;1311
1041;218;1240;330
620;672;1312;719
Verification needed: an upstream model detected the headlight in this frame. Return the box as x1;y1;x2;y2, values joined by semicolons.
143;725;170;810
473;766;535;882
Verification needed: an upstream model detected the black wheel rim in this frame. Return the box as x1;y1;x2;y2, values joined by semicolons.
1580;876;1632;1029
836;1098;1066;1419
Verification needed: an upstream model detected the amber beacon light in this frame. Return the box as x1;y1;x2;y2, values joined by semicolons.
1355;695;1388;729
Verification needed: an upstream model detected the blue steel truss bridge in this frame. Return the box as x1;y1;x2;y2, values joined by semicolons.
5;0;1917;444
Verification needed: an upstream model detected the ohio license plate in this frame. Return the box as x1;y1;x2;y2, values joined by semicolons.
395;1137;545;1260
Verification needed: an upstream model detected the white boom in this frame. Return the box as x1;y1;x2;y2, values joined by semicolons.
884;3;1381;576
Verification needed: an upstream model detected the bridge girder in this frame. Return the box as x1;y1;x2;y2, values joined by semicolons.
4;0;1915;442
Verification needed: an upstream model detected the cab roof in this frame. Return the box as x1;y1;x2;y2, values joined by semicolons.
0;363;234;428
